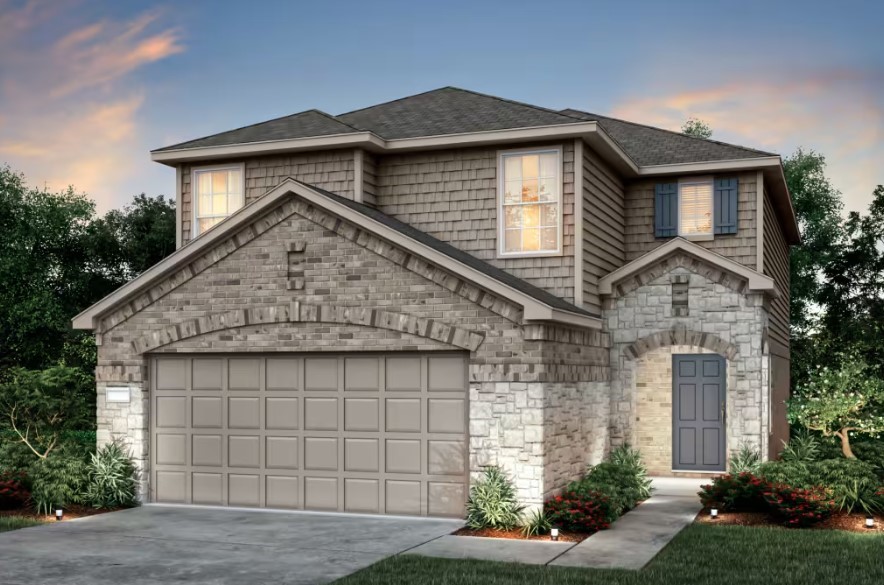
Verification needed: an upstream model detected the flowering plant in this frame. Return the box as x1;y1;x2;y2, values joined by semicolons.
762;483;836;527
544;489;614;534
698;473;769;511
0;470;30;510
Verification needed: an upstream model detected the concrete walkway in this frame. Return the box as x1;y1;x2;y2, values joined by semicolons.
550;477;705;569
409;477;707;569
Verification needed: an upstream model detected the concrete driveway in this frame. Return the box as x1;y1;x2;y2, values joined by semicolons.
0;505;462;585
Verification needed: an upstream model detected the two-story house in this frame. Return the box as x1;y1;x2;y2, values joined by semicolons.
74;87;797;517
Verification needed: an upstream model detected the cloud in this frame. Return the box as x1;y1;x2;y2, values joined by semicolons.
612;70;884;213
0;3;183;211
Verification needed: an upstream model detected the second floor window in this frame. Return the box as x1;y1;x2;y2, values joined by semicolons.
498;148;562;257
678;178;713;237
193;165;244;236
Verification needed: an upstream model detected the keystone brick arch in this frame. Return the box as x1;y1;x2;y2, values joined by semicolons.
609;252;752;299
622;328;739;361
131;302;486;354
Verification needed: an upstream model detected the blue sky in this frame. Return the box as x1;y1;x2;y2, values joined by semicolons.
1;0;881;212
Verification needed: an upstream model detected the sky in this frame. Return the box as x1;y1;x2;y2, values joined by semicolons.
1;0;882;214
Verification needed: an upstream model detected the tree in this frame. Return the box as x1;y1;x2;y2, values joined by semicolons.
681;118;713;139
0;366;94;460
787;355;884;459
93;193;176;279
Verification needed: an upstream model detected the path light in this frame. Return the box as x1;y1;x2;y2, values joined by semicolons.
55;509;63;521
866;516;875;529
550;528;559;541
710;508;719;519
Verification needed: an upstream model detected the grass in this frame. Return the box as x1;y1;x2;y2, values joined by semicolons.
334;524;884;585
0;516;44;533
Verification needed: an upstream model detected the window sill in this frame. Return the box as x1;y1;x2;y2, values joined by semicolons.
497;250;564;260
679;234;714;242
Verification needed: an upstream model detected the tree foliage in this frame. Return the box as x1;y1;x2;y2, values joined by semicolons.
788;356;884;459
681;118;713;139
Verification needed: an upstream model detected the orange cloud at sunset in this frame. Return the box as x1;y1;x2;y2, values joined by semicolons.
0;1;184;211
612;70;884;213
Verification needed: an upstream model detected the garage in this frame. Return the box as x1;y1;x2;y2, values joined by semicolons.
150;353;468;517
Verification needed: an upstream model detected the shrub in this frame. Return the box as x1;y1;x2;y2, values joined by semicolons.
728;444;762;474
759;458;881;505
83;443;138;509
568;444;652;517
520;508;552;537
544;490;613;533
779;431;821;463
465;466;525;530
762;483;836;527
835;480;884;516
698;473;769;511
29;455;88;515
0;470;30;510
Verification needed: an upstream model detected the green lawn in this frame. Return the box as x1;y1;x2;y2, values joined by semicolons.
0;516;43;533
335;524;884;585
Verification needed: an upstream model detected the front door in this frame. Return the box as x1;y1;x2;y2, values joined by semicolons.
672;354;726;471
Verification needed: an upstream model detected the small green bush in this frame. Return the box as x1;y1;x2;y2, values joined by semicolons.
545;490;613;533
698;473;769;511
728;444;762;474
762;483;835;527
83;443;138;509
465;466;525;530
834;480;884;516
29;455;88;514
779;431;821;463
520;508;552;537
567;444;652;518
758;457;881;508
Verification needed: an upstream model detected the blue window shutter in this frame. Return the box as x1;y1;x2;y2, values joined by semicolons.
714;178;739;234
655;183;678;237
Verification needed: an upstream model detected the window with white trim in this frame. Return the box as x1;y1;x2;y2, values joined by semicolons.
193;165;244;236
678;178;713;237
498;149;562;256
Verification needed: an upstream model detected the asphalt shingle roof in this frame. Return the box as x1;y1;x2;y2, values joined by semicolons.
302;181;598;319
154;87;778;165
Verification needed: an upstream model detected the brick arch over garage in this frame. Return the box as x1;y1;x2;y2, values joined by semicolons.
622;328;739;361
131;302;486;354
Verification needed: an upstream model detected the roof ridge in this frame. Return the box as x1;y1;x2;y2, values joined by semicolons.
153;109;358;152
441;87;585;124
561;108;778;158
336;86;460;118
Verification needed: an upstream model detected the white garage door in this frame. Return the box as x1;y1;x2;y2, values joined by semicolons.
150;353;468;517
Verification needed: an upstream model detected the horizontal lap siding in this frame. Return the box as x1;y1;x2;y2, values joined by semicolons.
582;144;625;313
624;172;758;269
362;151;378;207
180;150;355;244
375;143;576;303
763;188;790;358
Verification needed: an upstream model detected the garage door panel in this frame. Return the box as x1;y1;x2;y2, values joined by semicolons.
193;359;223;390
266;358;299;391
345;358;380;391
304;437;338;471
192;472;223;505
229;359;260;391
266;437;298;469
192;435;222;467
228;435;260;468
152;354;467;517
192;397;222;428
266;397;299;430
228;474;260;507
156;397;186;428
304;477;337;510
266;476;299;508
344;398;378;431
228;397;260;429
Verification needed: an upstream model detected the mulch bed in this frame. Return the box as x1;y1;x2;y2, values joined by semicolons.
695;508;884;533
453;527;589;543
0;505;122;522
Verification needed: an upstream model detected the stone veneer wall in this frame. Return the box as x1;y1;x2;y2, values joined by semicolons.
605;261;771;471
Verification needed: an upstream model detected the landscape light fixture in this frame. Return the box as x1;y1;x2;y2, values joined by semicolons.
866;516;875;529
55;509;63;521
550;528;559;541
710;508;719;519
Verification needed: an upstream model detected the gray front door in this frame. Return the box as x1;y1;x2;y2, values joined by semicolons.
672;354;726;471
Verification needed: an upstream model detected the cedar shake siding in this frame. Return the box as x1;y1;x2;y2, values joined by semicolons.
581;141;626;313
623;171;759;269
180;150;355;243
763;186;790;358
373;143;577;303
